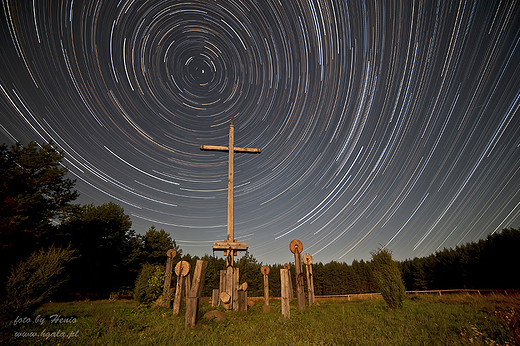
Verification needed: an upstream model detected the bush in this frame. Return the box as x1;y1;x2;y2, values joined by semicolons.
1;246;77;322
371;247;407;309
133;264;166;303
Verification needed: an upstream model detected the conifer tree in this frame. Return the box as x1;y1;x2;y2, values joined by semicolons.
0;141;78;279
371;247;407;309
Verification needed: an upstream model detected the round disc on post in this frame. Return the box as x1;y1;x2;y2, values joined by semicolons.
290;239;303;254
284;263;290;270
174;260;190;276
166;249;177;258
239;282;248;291
261;265;270;275
303;253;313;265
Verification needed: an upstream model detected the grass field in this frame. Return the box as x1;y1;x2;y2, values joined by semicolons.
2;293;519;345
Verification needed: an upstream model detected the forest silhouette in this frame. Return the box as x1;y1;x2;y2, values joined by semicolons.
1;141;519;311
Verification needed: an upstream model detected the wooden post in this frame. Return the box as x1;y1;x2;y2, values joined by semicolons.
163;251;174;291
157;249;176;308
225;266;234;310
172;261;190;316
261;266;270;306
284;263;294;300
185;260;208;329
227;123;234;247
238;282;248;312
303;253;315;305
172;276;185;315
291;239;305;310
212;289;219;307
185;272;191;296
232;267;240;311
219;270;226;298
306;265;314;305
295;252;305;310
280;269;290;318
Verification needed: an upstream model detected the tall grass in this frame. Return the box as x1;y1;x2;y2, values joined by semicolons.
2;293;518;345
0;245;77;324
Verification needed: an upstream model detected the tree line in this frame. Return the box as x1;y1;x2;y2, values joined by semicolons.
1;141;519;316
401;227;520;291
191;226;519;298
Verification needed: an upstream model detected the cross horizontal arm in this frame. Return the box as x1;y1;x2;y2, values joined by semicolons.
200;145;261;153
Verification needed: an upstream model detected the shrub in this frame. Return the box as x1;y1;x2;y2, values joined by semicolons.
371;247;407;309
133;264;165;303
1;246;77;322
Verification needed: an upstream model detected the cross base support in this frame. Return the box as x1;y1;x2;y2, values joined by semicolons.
213;241;248;252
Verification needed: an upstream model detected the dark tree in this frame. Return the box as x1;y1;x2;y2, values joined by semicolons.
57;202;135;297
200;254;225;297
236;252;263;296
312;262;326;295
0;141;78;280
139;225;180;265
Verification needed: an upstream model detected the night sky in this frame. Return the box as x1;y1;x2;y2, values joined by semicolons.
1;0;520;266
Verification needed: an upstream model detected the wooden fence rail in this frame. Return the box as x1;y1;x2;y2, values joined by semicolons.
314;289;519;300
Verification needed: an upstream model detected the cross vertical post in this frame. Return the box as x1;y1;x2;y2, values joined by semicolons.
200;122;261;310
227;123;234;244
200;122;261;266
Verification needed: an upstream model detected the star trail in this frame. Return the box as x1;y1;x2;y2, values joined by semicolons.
1;0;519;265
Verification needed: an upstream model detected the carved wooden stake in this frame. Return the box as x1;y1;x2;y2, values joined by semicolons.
232;267;240;311
283;263;294;300
303;253;315;305
280;268;290;318
172;261;190;316
157;249;177;308
185;260;208;329
290;239;305;310
238;282;248;313
211;289;219;307
219;269;226;304
261;265;270;306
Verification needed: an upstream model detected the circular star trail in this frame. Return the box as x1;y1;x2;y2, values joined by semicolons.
1;0;520;265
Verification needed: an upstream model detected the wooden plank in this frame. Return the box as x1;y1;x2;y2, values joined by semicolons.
294;251;305;310
163;256;173;292
238;290;247;312
306;264;315;305
185;261;208;329
172;275;185;316
284;263;294;300
280;269;290;318
213;241;248;251
184;297;199;329
224;266;234;310
228;125;234;247
219;269;226;303
157;256;174;308
188;260;208;298
185;273;191;297
200;145;261;153
200;145;229;152
212;289;219;307
232;268;239;311
263;274;270;306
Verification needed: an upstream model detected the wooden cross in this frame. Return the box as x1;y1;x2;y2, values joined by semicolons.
200;122;261;265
